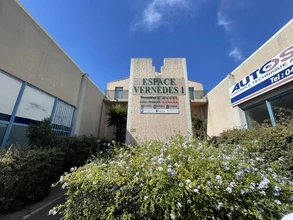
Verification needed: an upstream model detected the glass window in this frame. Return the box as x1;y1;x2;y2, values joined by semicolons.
245;102;271;128
7;125;28;146
115;87;123;100
270;92;293;123
189;87;194;100
0;124;7;144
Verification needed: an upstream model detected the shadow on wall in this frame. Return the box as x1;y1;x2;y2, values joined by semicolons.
126;129;137;145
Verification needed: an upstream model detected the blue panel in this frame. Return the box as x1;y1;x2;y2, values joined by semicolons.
50;98;58;123
231;65;293;105
266;101;276;126
70;108;76;135
1;82;27;147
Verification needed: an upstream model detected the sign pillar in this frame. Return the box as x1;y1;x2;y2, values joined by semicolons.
126;58;192;144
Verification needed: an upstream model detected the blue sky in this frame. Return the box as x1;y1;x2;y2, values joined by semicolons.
19;0;293;92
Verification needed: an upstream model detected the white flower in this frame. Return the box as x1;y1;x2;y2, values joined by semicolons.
258;177;270;189
216;202;223;210
216;175;223;185
144;196;148;200
174;163;180;168
273;186;281;196
107;143;111;147
48;208;58;215
136;172;139;176
250;182;256;190
157;167;163;171
158;158;164;164
197;143;203;151
229;182;236;188
70;167;75;172
274;199;281;205
177;202;182;208
59;175;64;182
194;189;199;193
260;191;266;196
62;182;68;189
226;187;232;194
170;213;175;220
186;179;191;183
179;182;184;187
187;199;192;204
99;151;103;154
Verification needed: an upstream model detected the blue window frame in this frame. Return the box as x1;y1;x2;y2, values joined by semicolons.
243;89;293;128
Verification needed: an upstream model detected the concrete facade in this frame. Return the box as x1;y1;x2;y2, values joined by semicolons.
0;0;104;146
104;59;207;144
206;19;293;136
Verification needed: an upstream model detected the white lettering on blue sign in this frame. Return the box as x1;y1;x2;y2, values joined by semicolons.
229;45;293;106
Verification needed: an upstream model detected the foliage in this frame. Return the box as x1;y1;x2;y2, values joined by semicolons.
107;104;127;143
57;136;114;170
26;118;58;148
209;118;293;177
54;136;293;219
191;114;206;140
0;146;65;214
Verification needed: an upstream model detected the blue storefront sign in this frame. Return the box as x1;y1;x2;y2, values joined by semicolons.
230;45;293;107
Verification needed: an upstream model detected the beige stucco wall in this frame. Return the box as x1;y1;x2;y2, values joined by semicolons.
77;78;104;136
206;77;237;136
0;0;83;106
107;78;129;90
126;58;192;144
188;80;204;90
206;19;293;137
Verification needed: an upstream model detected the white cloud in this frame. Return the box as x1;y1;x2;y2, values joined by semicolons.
217;11;231;32
136;0;189;31
217;0;245;62
229;46;244;62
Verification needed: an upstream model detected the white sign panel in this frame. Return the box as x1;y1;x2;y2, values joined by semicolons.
0;71;22;116
16;86;55;121
140;109;179;114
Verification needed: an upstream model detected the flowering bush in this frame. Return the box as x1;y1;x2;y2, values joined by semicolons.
0;146;65;214
209;120;293;178
55;135;293;219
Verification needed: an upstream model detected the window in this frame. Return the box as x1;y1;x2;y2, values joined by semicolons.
189;87;194;100
115;87;123;100
245;102;271;128
270;91;293;123
51;99;75;136
0;124;7;144
7;125;28;146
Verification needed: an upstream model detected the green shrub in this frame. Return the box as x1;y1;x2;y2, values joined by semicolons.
54;136;293;219
26;118;58;148
0;146;65;214
57;135;113;170
210;120;293;177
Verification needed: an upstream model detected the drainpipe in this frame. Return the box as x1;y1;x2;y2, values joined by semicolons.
72;73;88;135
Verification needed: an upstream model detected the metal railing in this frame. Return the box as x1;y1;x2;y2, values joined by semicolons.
104;90;208;101
189;90;208;100
105;90;129;101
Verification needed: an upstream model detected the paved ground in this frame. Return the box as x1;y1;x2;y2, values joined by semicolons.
24;196;66;220
1;186;66;220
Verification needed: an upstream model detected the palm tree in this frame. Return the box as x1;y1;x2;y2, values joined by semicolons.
106;104;127;143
